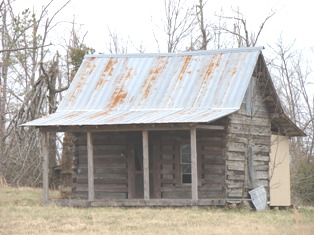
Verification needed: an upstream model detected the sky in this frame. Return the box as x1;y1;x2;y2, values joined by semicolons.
12;0;314;59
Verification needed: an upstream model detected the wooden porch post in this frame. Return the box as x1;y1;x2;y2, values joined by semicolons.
41;131;49;204
190;126;198;201
142;130;150;200
87;132;95;201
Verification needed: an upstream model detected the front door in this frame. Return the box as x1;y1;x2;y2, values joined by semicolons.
127;132;155;199
133;142;144;198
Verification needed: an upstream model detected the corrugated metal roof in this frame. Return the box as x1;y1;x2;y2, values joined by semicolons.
24;109;238;126
23;47;263;127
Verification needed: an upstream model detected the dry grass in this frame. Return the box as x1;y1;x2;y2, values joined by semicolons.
0;187;313;235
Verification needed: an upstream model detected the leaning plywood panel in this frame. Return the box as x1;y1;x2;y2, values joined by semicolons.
270;135;291;206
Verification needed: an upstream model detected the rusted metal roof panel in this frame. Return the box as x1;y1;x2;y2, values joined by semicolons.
23;47;263;127
23;109;238;126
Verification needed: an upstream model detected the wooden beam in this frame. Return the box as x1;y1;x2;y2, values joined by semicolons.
41;131;49;204
87;132;95;201
49;198;227;207
90;199;226;207
142;130;150;200
196;125;225;130
190;126;198;201
38;123;196;133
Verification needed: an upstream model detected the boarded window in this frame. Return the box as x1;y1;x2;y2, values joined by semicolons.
181;144;191;184
246;77;255;116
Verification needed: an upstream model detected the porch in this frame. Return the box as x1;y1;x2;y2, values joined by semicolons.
40;124;227;206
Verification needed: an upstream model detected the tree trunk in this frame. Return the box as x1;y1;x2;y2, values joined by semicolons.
0;3;8;186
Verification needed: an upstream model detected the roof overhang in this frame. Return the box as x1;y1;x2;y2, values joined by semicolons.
254;54;306;137
22;108;238;132
271;113;306;137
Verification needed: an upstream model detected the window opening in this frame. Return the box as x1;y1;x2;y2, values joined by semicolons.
181;144;191;184
246;77;255;116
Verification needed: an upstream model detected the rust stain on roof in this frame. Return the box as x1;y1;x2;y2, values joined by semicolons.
87;111;110;119
143;57;167;99
64;112;83;119
177;55;192;80
105;110;136;123
96;58;119;90
85;57;96;76
230;52;245;77
124;67;134;80
96;76;105;90
104;58;118;76
143;68;158;99
69;75;86;104
204;54;217;79
105;58;131;110
197;54;222;98
215;54;223;68
109;87;128;110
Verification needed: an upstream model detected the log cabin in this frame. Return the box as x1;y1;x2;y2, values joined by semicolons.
23;47;304;207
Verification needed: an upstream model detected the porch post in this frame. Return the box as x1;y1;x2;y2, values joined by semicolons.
87;132;95;201
190;126;198;201
142;130;150;200
41;131;49;204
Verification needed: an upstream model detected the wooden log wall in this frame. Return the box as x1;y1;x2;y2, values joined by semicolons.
72;129;226;201
72;132;129;199
225;76;271;200
60;133;78;198
151;129;226;199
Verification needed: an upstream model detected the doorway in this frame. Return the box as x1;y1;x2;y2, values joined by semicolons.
127;132;155;199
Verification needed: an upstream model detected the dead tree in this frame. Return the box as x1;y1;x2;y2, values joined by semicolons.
60;23;94;197
152;0;196;52
107;27;128;54
1;0;70;186
216;8;275;47
0;0;9;186
194;0;212;50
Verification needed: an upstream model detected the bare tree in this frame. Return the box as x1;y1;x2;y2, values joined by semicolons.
194;0;212;50
154;0;196;52
216;8;275;47
0;0;9;186
106;27;128;54
268;38;314;205
1;0;70;186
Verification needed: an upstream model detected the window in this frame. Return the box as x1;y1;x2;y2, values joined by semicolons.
181;144;191;184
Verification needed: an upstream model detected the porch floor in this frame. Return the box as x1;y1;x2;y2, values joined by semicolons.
49;199;226;207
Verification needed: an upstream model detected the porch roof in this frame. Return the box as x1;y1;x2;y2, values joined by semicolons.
23;108;237;126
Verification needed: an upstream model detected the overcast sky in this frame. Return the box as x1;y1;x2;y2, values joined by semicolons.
12;0;314;58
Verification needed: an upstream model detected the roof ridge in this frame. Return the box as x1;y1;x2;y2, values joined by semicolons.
84;47;264;58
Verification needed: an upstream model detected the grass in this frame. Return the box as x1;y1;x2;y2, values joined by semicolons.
0;187;313;235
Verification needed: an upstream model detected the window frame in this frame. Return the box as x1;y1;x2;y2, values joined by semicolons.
180;143;192;185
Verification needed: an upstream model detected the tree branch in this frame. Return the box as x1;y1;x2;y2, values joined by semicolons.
0;43;52;53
